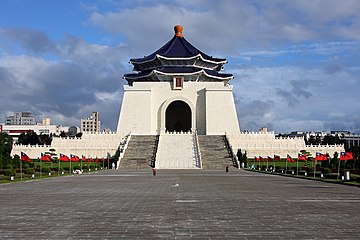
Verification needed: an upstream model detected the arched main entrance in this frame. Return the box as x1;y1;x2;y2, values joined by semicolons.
165;101;191;132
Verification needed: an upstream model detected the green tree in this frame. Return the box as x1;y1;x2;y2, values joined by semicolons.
0;133;13;169
38;134;52;145
17;131;41;145
322;134;345;145
306;135;321;145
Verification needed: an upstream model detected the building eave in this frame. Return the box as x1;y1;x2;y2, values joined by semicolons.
124;69;233;81
131;53;227;66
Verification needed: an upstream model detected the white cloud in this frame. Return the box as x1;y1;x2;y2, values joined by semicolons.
231;63;360;132
0;32;128;130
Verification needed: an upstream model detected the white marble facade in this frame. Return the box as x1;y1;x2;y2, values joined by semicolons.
116;81;240;136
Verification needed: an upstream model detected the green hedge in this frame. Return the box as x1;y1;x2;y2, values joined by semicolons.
25;168;35;174
4;168;15;176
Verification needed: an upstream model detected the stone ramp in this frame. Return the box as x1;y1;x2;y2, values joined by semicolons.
119;135;158;169
198;135;235;169
156;134;198;169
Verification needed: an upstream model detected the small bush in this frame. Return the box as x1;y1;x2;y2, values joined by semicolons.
5;164;13;169
306;167;313;173
4;169;15;176
322;168;332;174
42;167;50;173
73;166;81;170
54;166;63;172
22;163;29;169
90;165;95;170
63;166;70;171
25;168;35;174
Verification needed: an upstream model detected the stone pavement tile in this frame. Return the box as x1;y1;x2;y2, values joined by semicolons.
0;169;359;239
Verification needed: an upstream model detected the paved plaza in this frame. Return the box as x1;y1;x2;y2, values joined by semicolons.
0;170;359;239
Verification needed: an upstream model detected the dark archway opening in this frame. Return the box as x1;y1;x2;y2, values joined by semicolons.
165;101;191;132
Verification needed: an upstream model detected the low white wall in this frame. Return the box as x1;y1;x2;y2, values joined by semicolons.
228;132;344;158
12;132;123;159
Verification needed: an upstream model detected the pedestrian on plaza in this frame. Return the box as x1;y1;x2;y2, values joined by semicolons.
152;167;157;176
225;165;229;173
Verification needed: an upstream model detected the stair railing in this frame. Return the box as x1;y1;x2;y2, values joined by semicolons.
224;133;240;169
116;132;131;169
193;130;202;169
150;135;160;168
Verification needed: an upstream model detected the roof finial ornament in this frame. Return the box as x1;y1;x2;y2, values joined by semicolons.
174;24;183;37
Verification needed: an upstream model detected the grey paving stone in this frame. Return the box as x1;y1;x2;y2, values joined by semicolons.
0;169;359;239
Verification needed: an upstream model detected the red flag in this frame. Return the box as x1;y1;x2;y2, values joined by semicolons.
274;155;281;161
96;158;98;164
315;152;327;161
70;154;79;162
255;156;259;162
21;152;31;162
88;158;91;165
41;153;51;162
82;155;87;162
102;158;105;163
287;154;294;163
340;152;353;161
298;154;307;161
267;156;273;162
346;152;353;160
59;153;69;162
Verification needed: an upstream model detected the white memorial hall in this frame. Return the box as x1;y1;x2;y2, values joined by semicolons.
12;25;344;169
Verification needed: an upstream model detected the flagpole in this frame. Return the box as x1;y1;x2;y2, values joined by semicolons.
344;160;347;180
81;157;82;172
58;159;60;176
20;158;22;181
266;158;268;171
274;158;276;172
70;157;72;174
314;160;317;178
40;158;42;178
337;158;341;180
296;157;299;176
285;157;288;174
107;154;109;169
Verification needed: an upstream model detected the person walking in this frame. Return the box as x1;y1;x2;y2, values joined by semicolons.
152;167;157;176
225;165;229;173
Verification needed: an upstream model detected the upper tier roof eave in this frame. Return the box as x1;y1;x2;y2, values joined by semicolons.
130;53;227;65
124;69;233;81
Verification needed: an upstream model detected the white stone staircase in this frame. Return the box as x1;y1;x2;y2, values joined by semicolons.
155;133;200;169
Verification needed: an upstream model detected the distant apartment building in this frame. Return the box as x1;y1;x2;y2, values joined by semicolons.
81;112;100;133
1;112;75;140
331;131;360;148
0;122;69;141
282;130;360;149
42;117;51;126
5;112;36;125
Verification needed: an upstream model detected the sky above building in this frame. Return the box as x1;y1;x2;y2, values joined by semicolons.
0;0;359;133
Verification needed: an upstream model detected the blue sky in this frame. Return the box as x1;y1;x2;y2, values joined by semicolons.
0;0;359;133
